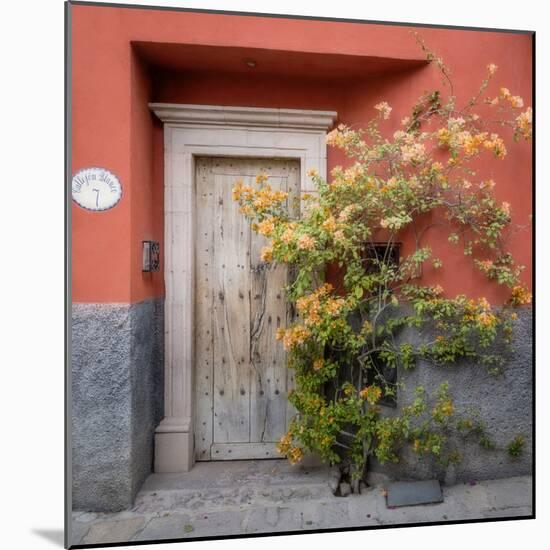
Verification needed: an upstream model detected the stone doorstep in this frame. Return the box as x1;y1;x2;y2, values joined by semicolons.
129;461;337;516
139;459;334;491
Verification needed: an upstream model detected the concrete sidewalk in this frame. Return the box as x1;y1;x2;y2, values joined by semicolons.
70;460;532;546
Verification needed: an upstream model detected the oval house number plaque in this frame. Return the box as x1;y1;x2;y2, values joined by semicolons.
72;167;122;211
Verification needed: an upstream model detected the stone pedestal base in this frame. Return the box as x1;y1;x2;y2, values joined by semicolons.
154;417;194;473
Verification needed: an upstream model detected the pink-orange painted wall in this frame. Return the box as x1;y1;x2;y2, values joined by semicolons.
71;4;532;304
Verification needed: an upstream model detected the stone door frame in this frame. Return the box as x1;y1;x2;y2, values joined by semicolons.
149;103;337;472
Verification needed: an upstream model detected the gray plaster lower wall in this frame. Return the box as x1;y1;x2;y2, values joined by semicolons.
71;298;164;512
369;307;532;483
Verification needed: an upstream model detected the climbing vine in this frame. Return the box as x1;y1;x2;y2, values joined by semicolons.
232;35;532;492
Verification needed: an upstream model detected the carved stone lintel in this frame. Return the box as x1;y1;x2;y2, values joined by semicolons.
149;103;337;130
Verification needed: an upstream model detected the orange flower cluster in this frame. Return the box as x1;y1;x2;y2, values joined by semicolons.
295;283;346;327
477;259;494;274
338;205;356;222
438;124;507;159
498;87;524;108
313;358;324;371
276;432;304;464
329;163;368;189
509;285;532;306
400;142;426;164
325;124;358;149
307;168;318;178
232;179;288;215
257;217;276;236
515;107;532;139
477;311;497;328
280;223;297;244
333;230;346;244
374;101;392;119
461;297;499;328
325;297;346;315
322;215;337;233
231;180;254;202
260;245;273;262
343;163;365;183
434;399;454;418
459;132;490;156
295;289;323;327
297;234;316;250
359;385;383;405
276;325;311;350
483;133;507;159
436;118;464;146
252;185;288;212
478;297;491;311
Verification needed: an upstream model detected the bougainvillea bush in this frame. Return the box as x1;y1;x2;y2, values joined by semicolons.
232;37;532;493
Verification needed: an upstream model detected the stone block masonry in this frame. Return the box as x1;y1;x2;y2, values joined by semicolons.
71;298;164;512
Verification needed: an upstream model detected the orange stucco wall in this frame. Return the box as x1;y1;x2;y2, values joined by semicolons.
71;3;532;304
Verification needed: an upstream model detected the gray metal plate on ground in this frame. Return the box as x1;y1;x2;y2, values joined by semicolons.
386;480;443;508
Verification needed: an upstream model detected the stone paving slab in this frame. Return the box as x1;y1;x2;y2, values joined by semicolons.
70;460;533;547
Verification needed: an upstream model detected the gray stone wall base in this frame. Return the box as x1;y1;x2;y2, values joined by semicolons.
71;299;164;512
71;298;531;508
369;307;532;483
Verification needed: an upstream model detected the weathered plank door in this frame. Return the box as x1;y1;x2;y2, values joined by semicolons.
195;157;300;461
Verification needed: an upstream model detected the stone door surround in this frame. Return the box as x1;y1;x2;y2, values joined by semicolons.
149;103;337;472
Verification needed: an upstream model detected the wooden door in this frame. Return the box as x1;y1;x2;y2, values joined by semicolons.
194;157;300;461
